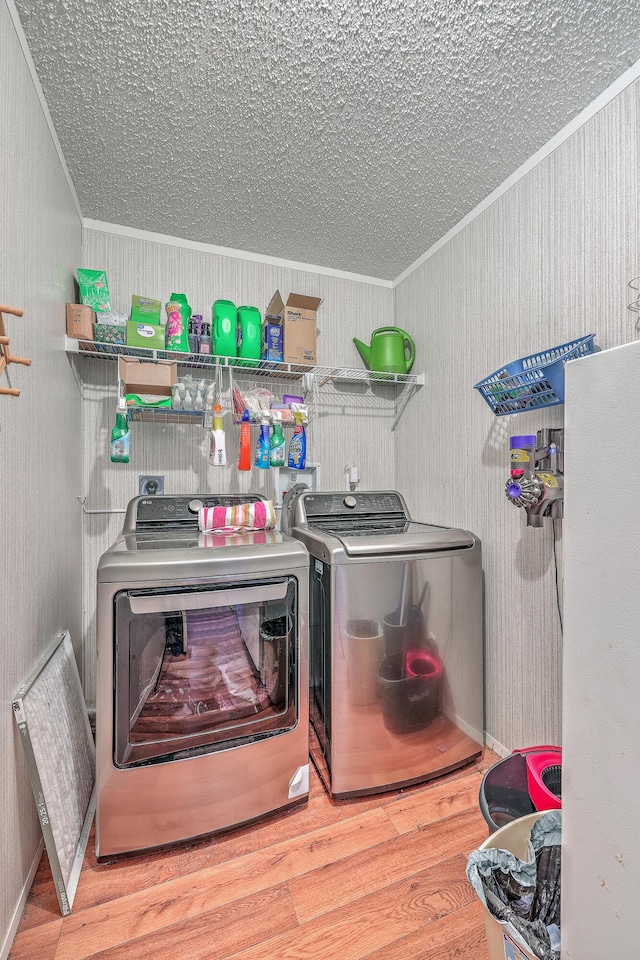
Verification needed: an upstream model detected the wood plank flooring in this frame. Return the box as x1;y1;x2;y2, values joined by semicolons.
10;750;498;960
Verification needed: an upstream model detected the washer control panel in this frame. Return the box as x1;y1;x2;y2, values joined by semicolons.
300;491;405;519
129;494;263;530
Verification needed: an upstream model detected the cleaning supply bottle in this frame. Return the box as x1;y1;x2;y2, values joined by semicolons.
238;409;252;471
110;399;130;463
287;413;306;470
254;414;271;469
209;404;227;466
198;322;212;356
269;417;286;467
212;299;237;358
165;293;191;352
237;305;261;368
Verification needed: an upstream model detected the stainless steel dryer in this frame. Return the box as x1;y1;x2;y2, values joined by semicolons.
282;489;483;799
96;494;309;858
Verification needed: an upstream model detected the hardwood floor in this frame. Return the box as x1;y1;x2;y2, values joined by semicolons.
10;750;498;960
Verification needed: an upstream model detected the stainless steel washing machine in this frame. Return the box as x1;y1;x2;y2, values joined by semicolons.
96;494;309;858
282;489;483;799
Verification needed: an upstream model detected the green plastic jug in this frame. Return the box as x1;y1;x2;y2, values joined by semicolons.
237;305;261;368
212;299;237;358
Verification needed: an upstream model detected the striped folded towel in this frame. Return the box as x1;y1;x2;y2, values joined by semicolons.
198;500;277;534
199;530;280;547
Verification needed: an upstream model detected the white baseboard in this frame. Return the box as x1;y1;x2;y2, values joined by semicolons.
1;840;44;960
484;732;510;758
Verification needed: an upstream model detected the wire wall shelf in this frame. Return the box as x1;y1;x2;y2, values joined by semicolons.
65;338;424;432
64;337;424;388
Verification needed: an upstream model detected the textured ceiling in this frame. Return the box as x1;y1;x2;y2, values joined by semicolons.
13;0;640;279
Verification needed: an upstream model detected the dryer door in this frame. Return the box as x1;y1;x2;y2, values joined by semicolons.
113;576;299;767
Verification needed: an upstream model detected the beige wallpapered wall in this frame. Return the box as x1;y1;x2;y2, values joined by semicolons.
0;0;83;948
395;78;639;751
80;228;396;703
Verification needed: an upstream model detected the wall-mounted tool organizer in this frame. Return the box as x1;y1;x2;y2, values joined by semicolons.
0;304;31;396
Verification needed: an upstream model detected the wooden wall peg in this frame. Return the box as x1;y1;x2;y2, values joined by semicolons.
0;304;31;397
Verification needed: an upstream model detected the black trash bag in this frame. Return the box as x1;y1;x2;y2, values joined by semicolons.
467;811;561;960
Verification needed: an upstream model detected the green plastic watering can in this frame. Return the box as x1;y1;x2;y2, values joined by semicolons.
353;327;415;374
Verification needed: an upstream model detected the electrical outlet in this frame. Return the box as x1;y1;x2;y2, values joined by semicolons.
275;463;320;505
139;475;164;496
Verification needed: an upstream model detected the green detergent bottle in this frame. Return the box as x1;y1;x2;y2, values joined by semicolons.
165;293;191;352
212;299;237;358
237;305;261;368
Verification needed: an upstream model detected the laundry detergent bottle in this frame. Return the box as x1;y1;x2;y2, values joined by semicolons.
212;299;237;358
165;293;191;352
287;412;306;470
237;305;261;368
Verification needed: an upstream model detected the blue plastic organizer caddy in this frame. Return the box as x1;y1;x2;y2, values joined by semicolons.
474;334;596;416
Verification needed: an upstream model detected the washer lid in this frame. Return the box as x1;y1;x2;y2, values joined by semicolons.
305;520;475;556
97;528;308;583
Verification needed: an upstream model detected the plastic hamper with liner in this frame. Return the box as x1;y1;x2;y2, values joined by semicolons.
467;811;561;960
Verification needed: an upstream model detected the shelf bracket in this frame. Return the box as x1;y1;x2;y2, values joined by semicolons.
391;381;419;433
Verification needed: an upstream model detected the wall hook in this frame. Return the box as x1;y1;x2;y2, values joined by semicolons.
0;304;31;396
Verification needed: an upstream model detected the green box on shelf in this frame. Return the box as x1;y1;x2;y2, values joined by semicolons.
126;321;166;350
130;295;161;325
94;323;125;345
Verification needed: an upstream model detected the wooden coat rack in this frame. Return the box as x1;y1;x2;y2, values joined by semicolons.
0;304;31;396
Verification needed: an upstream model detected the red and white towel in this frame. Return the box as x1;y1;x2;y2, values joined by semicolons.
198;500;277;535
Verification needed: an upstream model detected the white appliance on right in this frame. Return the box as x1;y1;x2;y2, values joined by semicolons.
562;339;640;959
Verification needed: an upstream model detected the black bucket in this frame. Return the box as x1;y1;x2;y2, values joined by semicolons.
259;616;290;707
479;753;536;833
377;651;442;734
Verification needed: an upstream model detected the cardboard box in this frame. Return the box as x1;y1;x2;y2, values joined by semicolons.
265;291;321;365
126;321;166;350
130;295;162;325
66;303;95;340
119;356;177;397
262;321;283;362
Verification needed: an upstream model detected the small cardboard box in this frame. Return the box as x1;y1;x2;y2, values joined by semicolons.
66;303;95;340
266;291;321;365
126;321;166;350
130;295;162;325
119;357;177;397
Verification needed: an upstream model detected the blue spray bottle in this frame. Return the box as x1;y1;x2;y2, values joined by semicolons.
287;413;306;470
254;414;271;469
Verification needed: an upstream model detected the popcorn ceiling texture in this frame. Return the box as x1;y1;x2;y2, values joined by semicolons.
14;0;640;279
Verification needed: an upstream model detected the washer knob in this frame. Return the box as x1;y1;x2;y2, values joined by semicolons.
188;499;204;514
344;495;357;509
